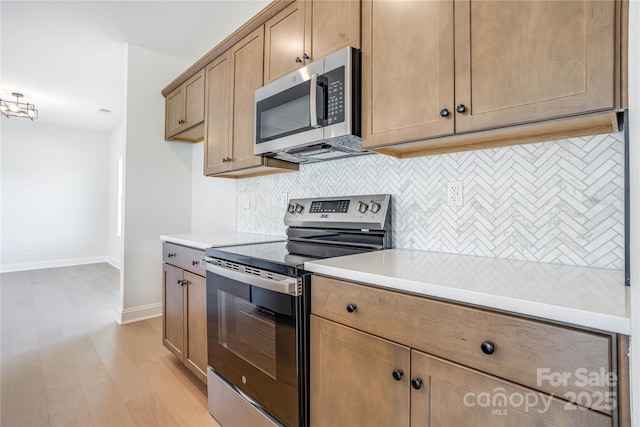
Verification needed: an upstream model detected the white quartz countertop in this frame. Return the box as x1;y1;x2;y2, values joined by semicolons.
304;249;630;335
160;232;286;250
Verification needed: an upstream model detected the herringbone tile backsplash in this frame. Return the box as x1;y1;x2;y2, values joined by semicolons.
237;133;625;269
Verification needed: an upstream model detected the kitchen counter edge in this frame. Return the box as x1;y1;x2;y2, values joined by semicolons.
160;232;287;251
304;249;631;335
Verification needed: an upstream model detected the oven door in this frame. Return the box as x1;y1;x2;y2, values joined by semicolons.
205;262;302;427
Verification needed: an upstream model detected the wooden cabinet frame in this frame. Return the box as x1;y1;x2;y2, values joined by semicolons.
310;274;628;426
162;244;207;383
263;0;361;85
203;26;298;178
165;69;205;142
361;0;626;158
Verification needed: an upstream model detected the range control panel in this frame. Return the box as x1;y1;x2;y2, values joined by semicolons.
284;194;391;230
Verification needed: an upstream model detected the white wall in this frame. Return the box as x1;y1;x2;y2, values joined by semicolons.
119;43;193;323
190;142;237;233
0;120;110;272
107;122;126;268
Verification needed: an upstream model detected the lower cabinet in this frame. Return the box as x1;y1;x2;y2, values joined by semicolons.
163;263;185;359
310;315;410;427
311;315;611;427
310;275;624;427
411;349;610;427
183;271;207;381
162;243;207;383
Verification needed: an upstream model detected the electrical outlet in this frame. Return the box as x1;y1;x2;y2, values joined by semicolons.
447;181;463;207
280;192;289;209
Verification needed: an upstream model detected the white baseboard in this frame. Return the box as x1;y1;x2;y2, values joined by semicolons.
0;256;111;273
117;303;162;324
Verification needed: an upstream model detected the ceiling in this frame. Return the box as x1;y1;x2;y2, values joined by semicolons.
0;0;270;132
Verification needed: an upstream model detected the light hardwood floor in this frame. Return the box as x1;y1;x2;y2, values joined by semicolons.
0;263;219;427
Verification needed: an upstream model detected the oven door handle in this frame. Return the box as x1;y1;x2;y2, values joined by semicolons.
203;262;300;296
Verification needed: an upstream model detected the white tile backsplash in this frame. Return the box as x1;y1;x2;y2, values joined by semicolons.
238;133;625;269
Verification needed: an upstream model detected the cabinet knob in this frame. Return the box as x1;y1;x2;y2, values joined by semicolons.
178;119;185;124
302;53;310;60
440;108;450;117
456;104;466;113
411;378;423;390
346;303;357;313
392;369;404;381
480;341;495;355
295;57;302;63
192;260;199;266
168;253;176;258
177;279;184;286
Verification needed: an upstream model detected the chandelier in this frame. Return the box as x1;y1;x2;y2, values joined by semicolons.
0;92;38;120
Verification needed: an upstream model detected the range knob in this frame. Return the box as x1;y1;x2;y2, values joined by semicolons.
287;204;296;213
370;201;381;213
295;204;304;213
357;201;369;214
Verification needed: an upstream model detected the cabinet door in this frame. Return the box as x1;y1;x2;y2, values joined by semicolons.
162;263;185;361
204;52;232;176
229;26;265;171
264;1;306;84
310;315;410;427
361;0;455;149
410;350;611;427
184;271;207;383
183;69;205;130
165;86;184;138
454;0;616;133
306;0;360;62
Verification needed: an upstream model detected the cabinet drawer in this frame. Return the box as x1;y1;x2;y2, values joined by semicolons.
311;275;613;413
163;242;205;276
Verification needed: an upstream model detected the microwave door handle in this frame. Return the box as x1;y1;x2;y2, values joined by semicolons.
309;73;321;128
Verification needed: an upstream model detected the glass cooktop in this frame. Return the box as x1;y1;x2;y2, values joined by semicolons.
205;241;319;276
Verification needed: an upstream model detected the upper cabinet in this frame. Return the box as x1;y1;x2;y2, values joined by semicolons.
264;0;360;84
453;0;615;133
362;0;624;155
361;0;455;147
204;27;298;178
164;0;626;163
264;1;306;84
165;69;205;142
203;52;232;175
307;0;360;63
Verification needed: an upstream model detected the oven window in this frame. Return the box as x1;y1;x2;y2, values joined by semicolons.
218;290;277;379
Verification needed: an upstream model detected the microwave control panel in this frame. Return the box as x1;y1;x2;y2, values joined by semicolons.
324;66;345;126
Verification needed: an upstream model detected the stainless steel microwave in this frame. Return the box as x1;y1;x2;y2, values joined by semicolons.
254;47;368;163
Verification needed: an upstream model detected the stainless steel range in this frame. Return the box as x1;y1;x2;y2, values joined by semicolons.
203;194;392;427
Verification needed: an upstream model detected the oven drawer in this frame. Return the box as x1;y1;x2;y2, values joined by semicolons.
163;242;205;276
311;275;612;407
